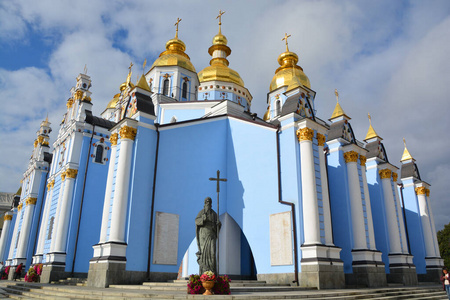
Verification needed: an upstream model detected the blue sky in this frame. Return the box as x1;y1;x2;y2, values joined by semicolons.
0;0;449;230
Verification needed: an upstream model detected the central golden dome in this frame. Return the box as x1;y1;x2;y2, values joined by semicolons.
198;32;245;87
269;51;310;92
150;37;196;73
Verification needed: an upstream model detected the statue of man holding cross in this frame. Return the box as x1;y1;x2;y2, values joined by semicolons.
195;197;221;274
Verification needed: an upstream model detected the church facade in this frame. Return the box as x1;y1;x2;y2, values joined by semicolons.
0;18;443;289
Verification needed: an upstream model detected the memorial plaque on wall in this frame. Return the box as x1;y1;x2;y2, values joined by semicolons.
153;212;179;265
269;211;293;265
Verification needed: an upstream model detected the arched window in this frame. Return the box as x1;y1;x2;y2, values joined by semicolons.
182;82;188;99
47;216;54;240
275;100;281;116
163;78;170;96
94;145;104;163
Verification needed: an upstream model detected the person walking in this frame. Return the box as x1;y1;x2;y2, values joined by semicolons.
13;263;23;281
442;268;450;299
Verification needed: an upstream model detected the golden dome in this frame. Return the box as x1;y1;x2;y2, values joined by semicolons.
198;31;244;87
270;51;310;92
107;93;120;109
150;37;196;73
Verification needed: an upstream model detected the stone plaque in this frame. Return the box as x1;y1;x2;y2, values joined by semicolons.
153;212;179;265
270;211;293;266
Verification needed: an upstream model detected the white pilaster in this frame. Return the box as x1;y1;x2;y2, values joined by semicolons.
360;157;377;250
99;135;118;244
344;151;366;250
379;169;402;254
36;183;54;257
109;125;136;243
416;187;435;257
7;209;20;261
52;169;77;254
16;198;37;258
392;176;409;254
425;189;440;257
317;133;333;246
297;127;321;245
0;213;13;260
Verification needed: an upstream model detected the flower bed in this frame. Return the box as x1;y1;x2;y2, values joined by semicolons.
1;266;10;279
24;264;43;282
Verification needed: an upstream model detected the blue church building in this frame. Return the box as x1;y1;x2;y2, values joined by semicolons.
0;15;443;289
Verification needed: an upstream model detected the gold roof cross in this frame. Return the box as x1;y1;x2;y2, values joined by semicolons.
142;59;147;74
174;17;182;38
217;10;225;33
126;62;133;86
368;113;372;125
282;33;291;52
335;89;339;103
83;64;88;74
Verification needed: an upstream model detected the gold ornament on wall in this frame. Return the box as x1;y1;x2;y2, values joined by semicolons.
65;169;78;179
61;172;66;181
343;151;358;163
392;172;398;182
110;133;118;145
119;126;137;140
379;169;392;179
359;155;367;166
296;127;314;142
4;215;12;221
316;133;326;146
67;98;74;108
17;203;23;211
26;197;37;205
415;187;427;195
74;90;84;101
425;188;430;197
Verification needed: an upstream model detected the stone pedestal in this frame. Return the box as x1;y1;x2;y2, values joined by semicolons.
346;250;387;287
87;260;127;288
417;258;443;283
40;263;68;283
387;254;417;285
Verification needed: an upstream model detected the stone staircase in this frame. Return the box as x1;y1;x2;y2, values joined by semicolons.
0;280;447;299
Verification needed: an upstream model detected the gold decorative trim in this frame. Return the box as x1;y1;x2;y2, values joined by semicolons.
415;187;426;195
4;215;12;221
296;127;314;142
316;133;326;146
47;182;52;189
359;155;367;166
392;172;398;182
74;90;84;101
17;203;23;211
343;151;358;163
119;126;137;140
61;172;66;181
34;140;38;148
425;188;430;197
65;169;78;179
110;133;118;146
26;197;37;205
67;98;74;109
379;169;392;179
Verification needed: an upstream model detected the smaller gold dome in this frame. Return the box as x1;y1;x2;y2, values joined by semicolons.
107;93;120;109
212;33;228;46
150;37;196;73
270;51;311;92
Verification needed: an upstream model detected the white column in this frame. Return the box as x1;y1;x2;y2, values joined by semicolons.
416;187;435;257
297;127;321;245
15;197;37;258
0;213;13;260
99;134;118;243
426;189;440;257
317;133;333;246
50;180;64;252
392;174;409;254
7;209;20;260
182;249;189;278
344;151;367;250
36;183;54;256
379;169;402;253
360;156;376;250
53;169;77;253
109;126;136;243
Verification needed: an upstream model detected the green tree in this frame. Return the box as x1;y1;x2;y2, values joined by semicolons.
437;222;450;268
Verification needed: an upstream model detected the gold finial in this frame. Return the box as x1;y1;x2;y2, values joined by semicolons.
364;112;381;141
84;64;88;74
174;17;182;38
217;10;225;33
142;59;147;74
126;62;133;86
282;33;291;52
330;89;348;120
401;138;414;162
335;89;339;103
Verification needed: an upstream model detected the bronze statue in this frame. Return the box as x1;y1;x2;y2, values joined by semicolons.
195;197;221;274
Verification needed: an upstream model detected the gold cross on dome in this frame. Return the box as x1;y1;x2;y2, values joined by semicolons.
282;33;291;52
128;62;133;73
368;113;372;125
403;138;407;147
83;64;88;74
335;89;339;103
174;18;182;38
142;59;147;73
217;10;225;25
